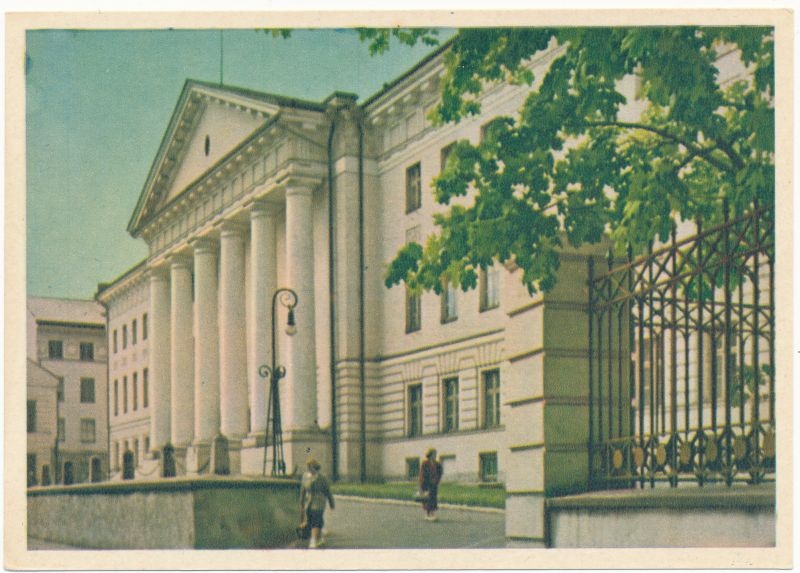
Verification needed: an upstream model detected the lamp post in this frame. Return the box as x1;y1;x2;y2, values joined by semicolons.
259;287;298;476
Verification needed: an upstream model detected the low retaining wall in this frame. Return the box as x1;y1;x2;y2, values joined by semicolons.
547;483;775;547
28;476;300;549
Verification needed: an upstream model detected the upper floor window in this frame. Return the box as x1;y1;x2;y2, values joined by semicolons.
443;377;459;433
79;342;94;361
114;380;119;417
133;372;139;411
406;287;421;333
113;330;118;353
132;319;138;345
58;418;66;442
440;142;455;172
405;162;421;213
480;266;500;311
483;369;501;428
143;368;149;408
123;377;128;414
122;325;128;349
80;378;95;404
408;384;423;437
57;377;65;402
48;340;63;360
80;418;96;444
142;314;148;340
27;400;36;433
441;281;458;324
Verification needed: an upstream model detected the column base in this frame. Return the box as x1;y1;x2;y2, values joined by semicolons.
283;428;331;477
186;441;212;475
172;445;189;477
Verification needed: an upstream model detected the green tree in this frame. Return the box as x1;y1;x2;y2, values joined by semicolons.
377;28;774;295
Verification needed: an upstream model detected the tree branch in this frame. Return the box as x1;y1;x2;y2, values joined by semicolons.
578;119;735;173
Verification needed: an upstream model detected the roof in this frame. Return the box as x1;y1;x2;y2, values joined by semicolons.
187;79;326;112
27;297;104;326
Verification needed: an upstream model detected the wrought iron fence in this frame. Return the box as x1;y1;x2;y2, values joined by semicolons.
588;201;775;489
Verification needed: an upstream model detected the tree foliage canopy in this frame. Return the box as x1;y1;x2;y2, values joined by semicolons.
379;27;774;294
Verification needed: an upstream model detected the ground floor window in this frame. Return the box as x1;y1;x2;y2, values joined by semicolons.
408;384;423;437
406;457;420;480
27;453;37;486
479;452;498;482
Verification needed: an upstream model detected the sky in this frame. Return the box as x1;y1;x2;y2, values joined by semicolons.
25;28;451;300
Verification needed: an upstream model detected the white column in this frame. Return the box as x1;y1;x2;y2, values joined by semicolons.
169;255;194;447
285;185;318;430
219;221;249;438
248;202;278;435
149;267;171;451
193;238;220;443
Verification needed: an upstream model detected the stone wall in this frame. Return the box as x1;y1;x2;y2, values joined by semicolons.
548;483;775;547
27;476;300;549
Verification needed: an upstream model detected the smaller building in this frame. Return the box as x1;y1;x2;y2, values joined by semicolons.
27;297;109;484
26;359;58;486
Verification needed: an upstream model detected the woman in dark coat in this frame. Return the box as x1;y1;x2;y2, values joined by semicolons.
418;448;443;521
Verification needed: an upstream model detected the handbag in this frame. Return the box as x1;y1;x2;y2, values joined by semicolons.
413;489;429;502
296;520;311;540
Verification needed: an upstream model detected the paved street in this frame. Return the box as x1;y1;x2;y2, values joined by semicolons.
30;496;505;550
288;496;506;549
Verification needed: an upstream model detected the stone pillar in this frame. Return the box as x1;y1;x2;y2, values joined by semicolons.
193;238;221;444
219;221;249;439
285;185;317;432
248;202;278;437
149;267;171;451
169;255;194;448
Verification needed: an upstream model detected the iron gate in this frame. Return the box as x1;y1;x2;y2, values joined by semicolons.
587;201;775;489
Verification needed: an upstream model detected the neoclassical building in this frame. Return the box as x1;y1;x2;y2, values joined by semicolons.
96;42;546;482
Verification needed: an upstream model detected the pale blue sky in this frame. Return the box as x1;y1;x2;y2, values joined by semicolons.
26;28;450;299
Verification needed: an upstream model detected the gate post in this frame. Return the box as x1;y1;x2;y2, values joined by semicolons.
505;246;600;547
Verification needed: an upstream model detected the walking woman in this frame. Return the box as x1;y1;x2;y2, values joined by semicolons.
418;448;443;521
299;458;335;548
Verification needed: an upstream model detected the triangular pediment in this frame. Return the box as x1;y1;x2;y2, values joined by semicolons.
128;80;325;236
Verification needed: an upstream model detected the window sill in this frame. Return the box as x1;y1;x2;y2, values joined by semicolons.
440;316;458;325
479;304;500;313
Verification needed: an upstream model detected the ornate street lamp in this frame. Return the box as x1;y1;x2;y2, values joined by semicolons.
259;287;298;476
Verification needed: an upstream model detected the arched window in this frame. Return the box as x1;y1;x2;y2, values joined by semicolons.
204;135;211;156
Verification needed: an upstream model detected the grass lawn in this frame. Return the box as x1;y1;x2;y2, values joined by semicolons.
331;481;505;509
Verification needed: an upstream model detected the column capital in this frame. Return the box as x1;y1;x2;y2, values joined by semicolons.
284;185;314;198
190;236;219;254
168;253;193;269
148;264;169;282
217;219;249;238
250;200;281;220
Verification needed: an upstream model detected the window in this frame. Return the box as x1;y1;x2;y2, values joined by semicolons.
27;400;36;432
79;342;94;361
48;340;63;360
113;442;120;471
114;379;119;416
440;142;455;172
132;319;138;345
143;369;149;408
80;419;96;444
133;372;138;411
406;457;421;481
113;330;118;353
480;266;500;311
123;377;128;413
406;287;421;333
142;314;148;340
441;281;458;323
80;378;95;403
122;325;128;349
408;384;423;437
405;162;421;213
479;452;498;482
204;134;211;156
58;418;65;442
57;378;65;402
443;377;459;432
480;118;502;143
483;369;501;428
144;436;150;455
27;454;37;487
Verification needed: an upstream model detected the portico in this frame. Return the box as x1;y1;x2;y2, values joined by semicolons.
128;81;332;474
